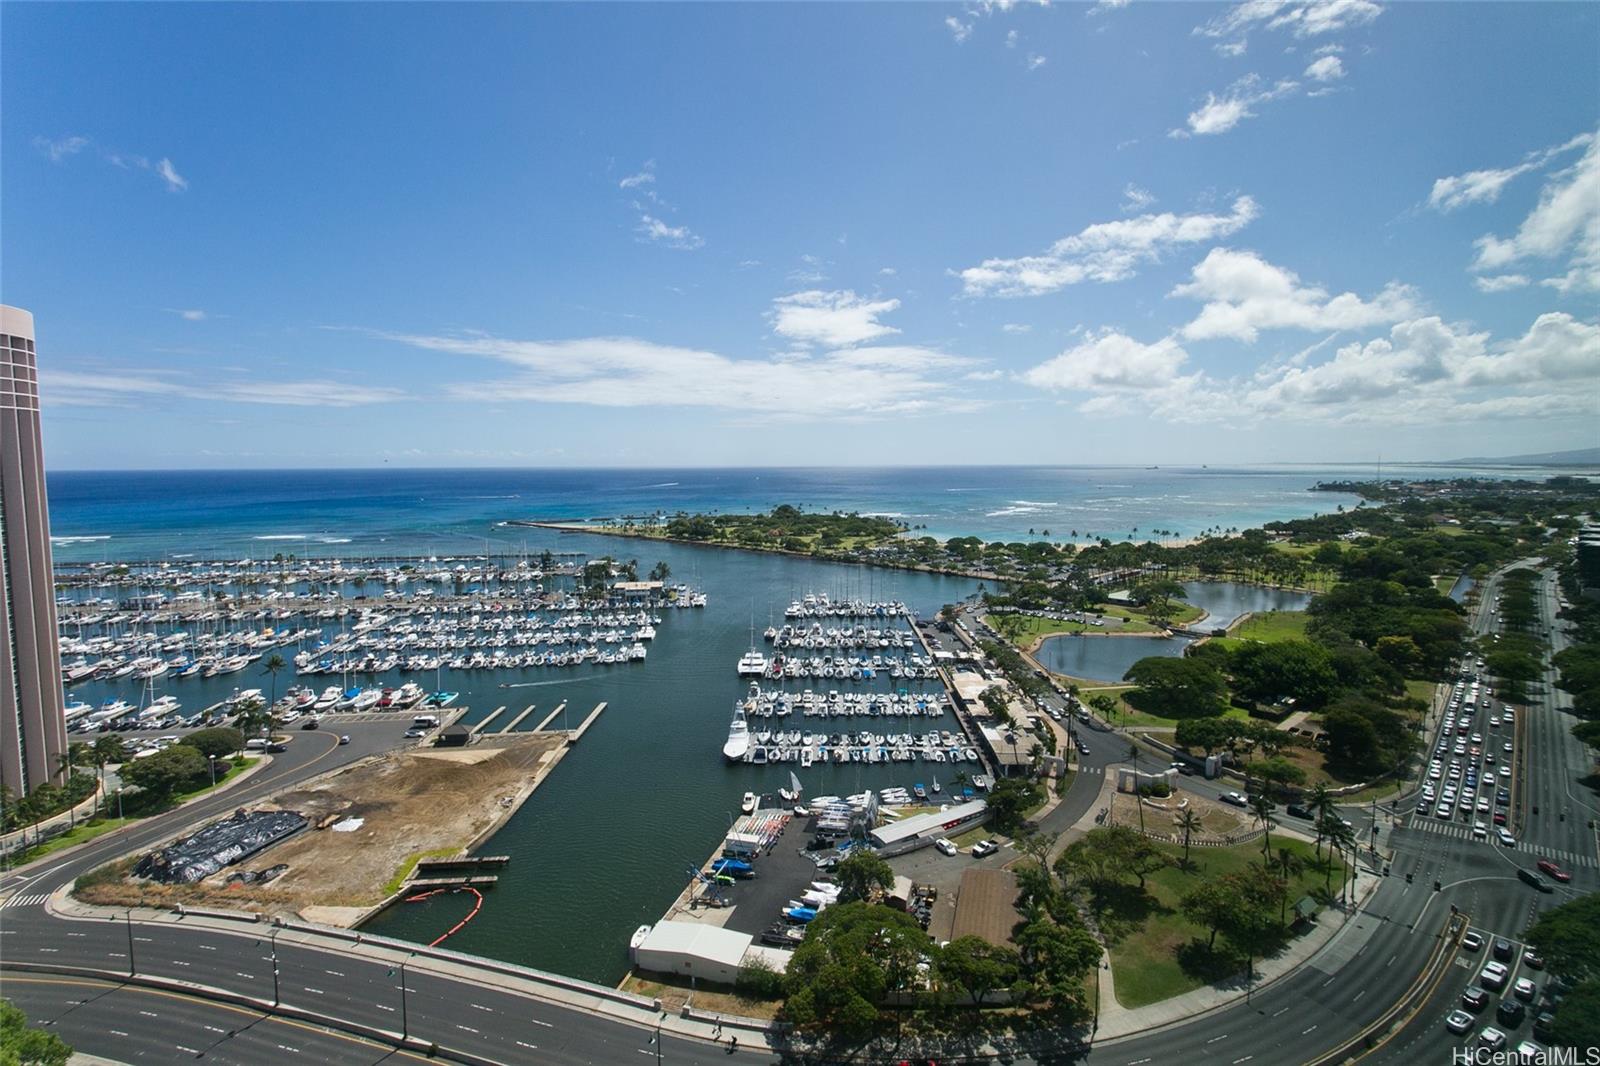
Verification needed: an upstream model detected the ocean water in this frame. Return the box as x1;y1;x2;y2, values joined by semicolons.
41;463;1523;563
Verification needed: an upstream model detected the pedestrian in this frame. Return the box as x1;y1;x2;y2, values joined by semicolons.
729;1035;739;1053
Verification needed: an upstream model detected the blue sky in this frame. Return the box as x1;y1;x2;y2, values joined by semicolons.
5;1;1597;469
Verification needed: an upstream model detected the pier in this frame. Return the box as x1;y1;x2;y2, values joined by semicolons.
567;701;608;742
472;706;507;734
414;855;510;873
498;704;538;733
532;702;567;732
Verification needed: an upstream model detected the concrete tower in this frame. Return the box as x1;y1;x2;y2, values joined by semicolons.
1;305;68;796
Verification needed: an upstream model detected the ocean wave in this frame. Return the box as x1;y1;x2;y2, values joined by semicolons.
642;482;680;489
466;495;521;499
317;536;353;544
254;534;310;541
51;535;111;545
986;505;1051;517
1010;500;1059;508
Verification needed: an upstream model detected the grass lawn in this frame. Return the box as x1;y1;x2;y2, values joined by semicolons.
1231;611;1310;643
1105;836;1341;1008
1083;686;1251;730
9;816;133;864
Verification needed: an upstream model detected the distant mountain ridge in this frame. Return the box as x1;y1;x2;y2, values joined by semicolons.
1436;446;1600;467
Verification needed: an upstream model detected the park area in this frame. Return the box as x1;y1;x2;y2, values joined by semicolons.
74;734;569;925
1092;835;1343;1008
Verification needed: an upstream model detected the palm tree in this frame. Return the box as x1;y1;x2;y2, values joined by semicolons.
1274;847;1304;923
1307;782;1334;859
260;653;287;710
1322;818;1357;898
1176;808;1202;869
1249;793;1278;857
92;735;127;817
1127;742;1146;833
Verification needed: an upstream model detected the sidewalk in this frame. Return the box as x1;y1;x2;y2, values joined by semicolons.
1;784;105;855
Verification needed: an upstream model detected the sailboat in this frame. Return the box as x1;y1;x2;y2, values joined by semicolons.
780;770;804;804
931;774;941;795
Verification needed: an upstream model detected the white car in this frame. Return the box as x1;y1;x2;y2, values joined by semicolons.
1222;791;1249;807
934;838;958;856
971;839;999;858
1497;828;1516;847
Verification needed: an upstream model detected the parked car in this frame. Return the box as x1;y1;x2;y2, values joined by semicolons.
1494;939;1514;961
1462;931;1485;952
971;839;999;858
1445;1009;1475;1034
934;838;958;856
1462;987;1491;1012
1497;998;1526;1027
1513;978;1536;1002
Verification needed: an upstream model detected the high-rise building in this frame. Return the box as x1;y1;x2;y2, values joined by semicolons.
1;305;67;796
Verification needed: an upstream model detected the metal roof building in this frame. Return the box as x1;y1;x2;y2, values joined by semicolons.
868;800;989;852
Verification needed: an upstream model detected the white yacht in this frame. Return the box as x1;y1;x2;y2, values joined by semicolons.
736;649;769;677
723;704;751;762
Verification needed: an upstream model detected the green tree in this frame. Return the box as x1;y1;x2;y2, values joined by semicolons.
1121;657;1227;718
184;728;246;762
1306;782;1335;859
118;744;207;801
834;849;894;904
260;653;287;708
1181;878;1240;949
1176;808;1203;869
0;998;72;1066
936;935;1022;1009
1055;824;1170;899
985;776;1043;836
1249;793;1278;857
1542;977;1600;1052
1013;918;1100;1017
1230;641;1339;708
783;902;928;1036
1525;891;1600;985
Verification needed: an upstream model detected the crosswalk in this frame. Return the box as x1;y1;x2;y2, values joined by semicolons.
1;893;49;909
1401;819;1598;868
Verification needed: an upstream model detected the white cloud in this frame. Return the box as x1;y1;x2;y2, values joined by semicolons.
1214;39;1249;57
945;16;973;42
769;290;901;348
34;135;89;162
637;214;703;250
156;158;187;192
1088;0;1132;13
1173;247;1419;342
959;196;1260;297
1427;133;1592;214
1469;135;1600;293
1005;28;1019;47
1196;0;1382;48
376;331;976;420
1002;323;1032;334
1020;311;1600;427
1121;184;1157;213
965;369;1006;381
1304;54;1344;81
1473;274;1530;294
1024;331;1190;392
879;267;898;276
169;309;207;322
619;161;656;189
34;135;188;191
1172;74;1299;137
39;369;403;408
1026;53;1047;70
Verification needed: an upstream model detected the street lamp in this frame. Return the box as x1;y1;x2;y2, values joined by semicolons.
400;952;411;1040
124;909;136;977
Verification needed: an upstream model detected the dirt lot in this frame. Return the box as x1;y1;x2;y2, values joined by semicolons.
1109;787;1246;842
76;735;568;923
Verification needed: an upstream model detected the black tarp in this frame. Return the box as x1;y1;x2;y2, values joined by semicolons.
135;809;308;884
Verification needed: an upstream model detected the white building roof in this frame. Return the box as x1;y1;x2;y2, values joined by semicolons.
869;800;988;846
639;921;752;968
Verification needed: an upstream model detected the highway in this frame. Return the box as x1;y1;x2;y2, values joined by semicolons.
3;570;1594;1065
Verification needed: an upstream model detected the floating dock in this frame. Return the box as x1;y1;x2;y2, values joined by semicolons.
568;701;608;742
472;706;507;734
533;701;567;732
499;704;538;733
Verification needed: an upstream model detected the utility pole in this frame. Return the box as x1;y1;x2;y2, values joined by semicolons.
125;910;136;977
401;952;413;1041
270;925;281;1007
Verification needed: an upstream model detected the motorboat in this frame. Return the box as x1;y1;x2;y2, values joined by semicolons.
740;791;757;815
723;705;752;762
